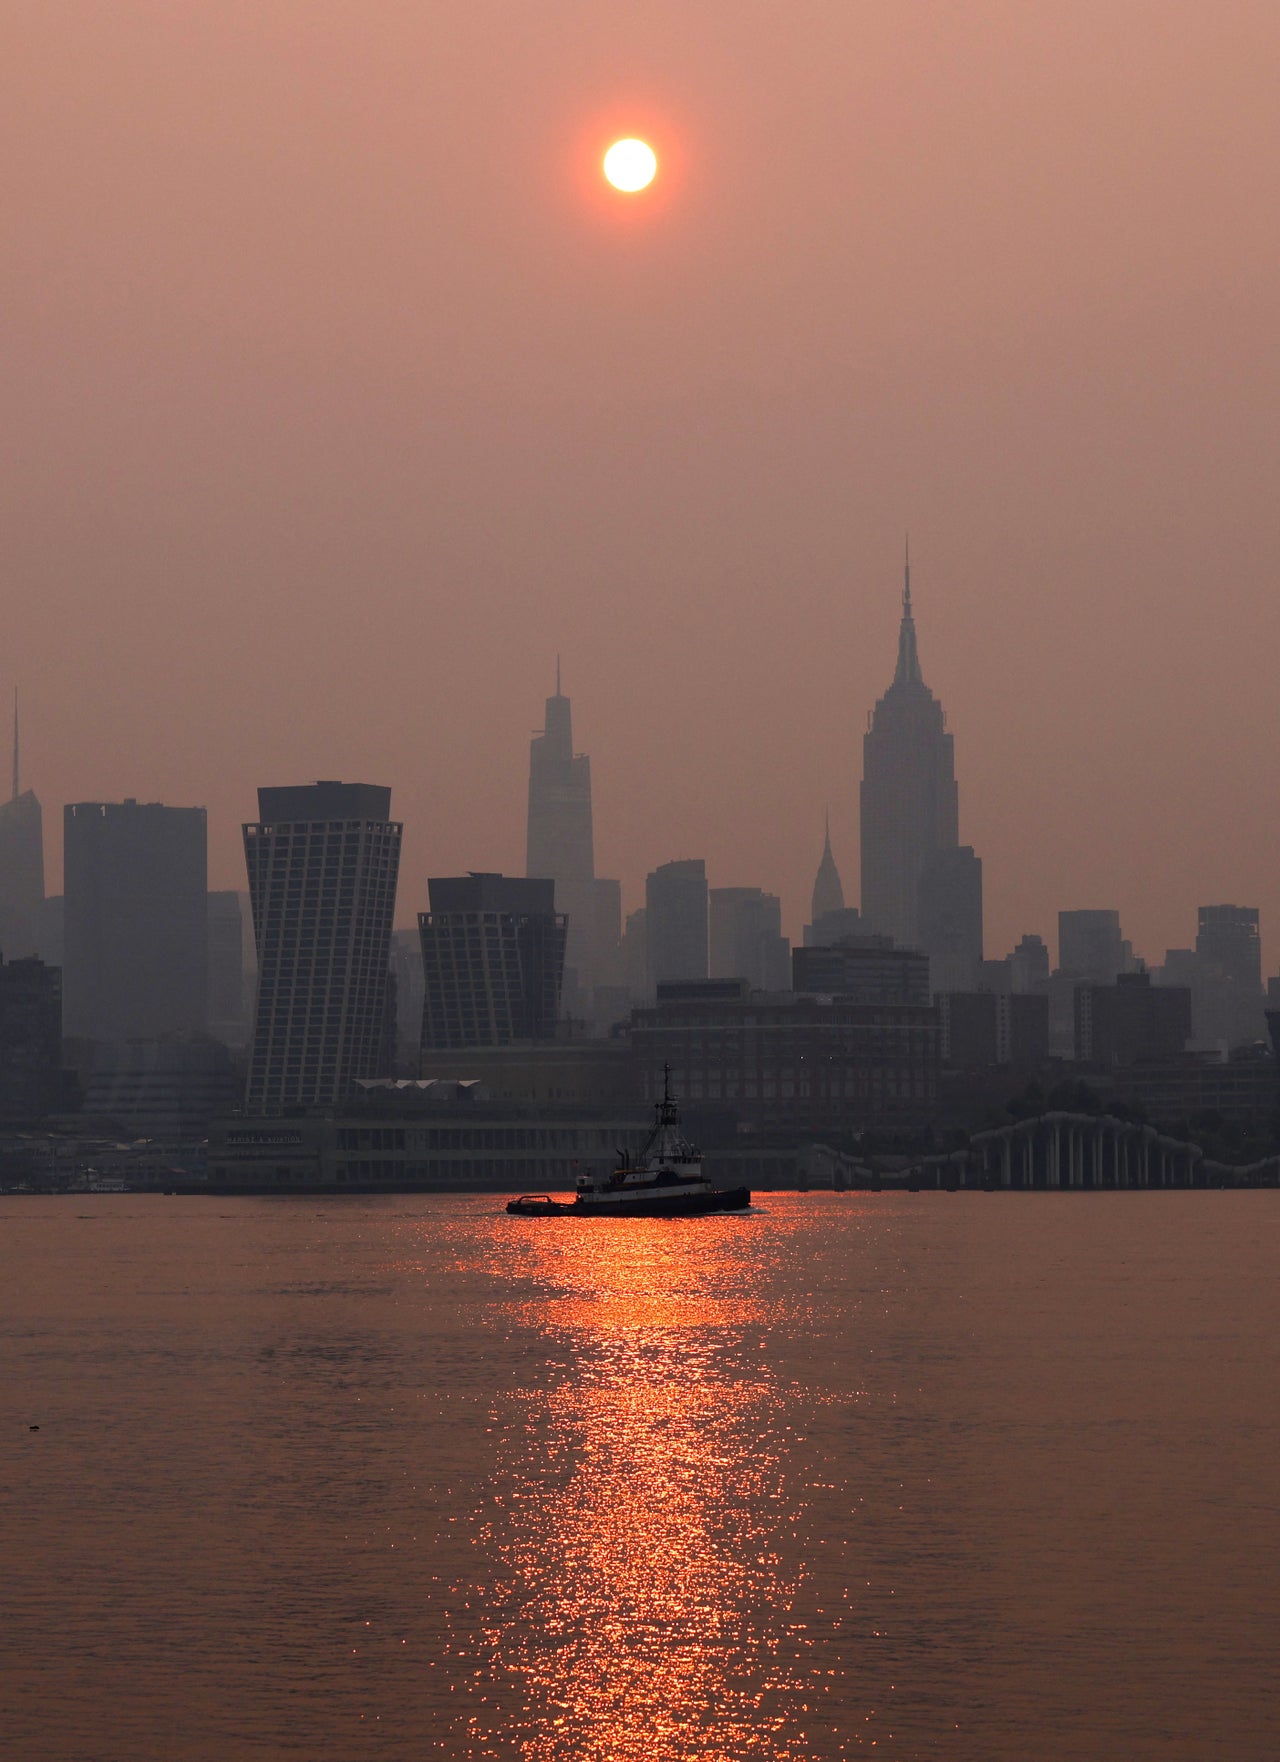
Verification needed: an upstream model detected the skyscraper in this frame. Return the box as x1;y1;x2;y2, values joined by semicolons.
804;814;863;946
63;799;208;1042
811;814;844;923
526;668;603;1012
860;547;965;954
709;887;790;991
206;891;245;1047
646;860;708;986
0;697;44;960
1194;904;1263;1047
917;845;983;993
1057;910;1129;981
419;873;566;1050
243;782;401;1114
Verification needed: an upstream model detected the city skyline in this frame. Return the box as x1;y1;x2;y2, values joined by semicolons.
6;562;1277;986
7;6;1280;980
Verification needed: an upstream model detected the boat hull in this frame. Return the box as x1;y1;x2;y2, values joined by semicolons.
507;1186;751;1218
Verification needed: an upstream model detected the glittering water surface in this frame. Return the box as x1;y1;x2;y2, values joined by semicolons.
2;1195;1277;1760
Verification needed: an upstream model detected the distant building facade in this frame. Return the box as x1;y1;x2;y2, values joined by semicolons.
1075;971;1191;1066
918;845;983;993
0;794;44;961
1058;910;1130;982
646;860;709;987
629;986;940;1134
804;907;864;948
1008;934;1051;994
63;799;208;1043
0;702;44;962
390;926;427;1070
206;891;244;1047
1194;905;1264;1048
419;873;566;1051
938;991;1049;1068
80;1035;238;1138
709;887;790;991
243;782;401;1114
0;954;63;1123
792;940;930;1005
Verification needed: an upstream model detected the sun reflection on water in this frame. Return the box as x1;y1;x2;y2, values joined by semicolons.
471;1217;817;1761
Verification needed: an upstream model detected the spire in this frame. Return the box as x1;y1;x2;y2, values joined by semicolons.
556;653;561;697
893;542;923;687
811;810;845;925
11;689;18;801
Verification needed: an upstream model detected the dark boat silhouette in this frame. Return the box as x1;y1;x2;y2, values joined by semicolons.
507;1069;750;1218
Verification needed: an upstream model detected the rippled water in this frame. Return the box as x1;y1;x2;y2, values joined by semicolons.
2;1194;1277;1760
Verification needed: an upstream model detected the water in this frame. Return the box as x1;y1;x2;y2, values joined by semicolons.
2;1193;1277;1760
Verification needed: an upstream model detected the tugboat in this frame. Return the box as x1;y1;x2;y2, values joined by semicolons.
506;1069;750;1218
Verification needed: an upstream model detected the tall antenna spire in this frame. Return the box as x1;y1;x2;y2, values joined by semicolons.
11;689;18;801
893;543;923;687
556;653;561;696
823;805;832;854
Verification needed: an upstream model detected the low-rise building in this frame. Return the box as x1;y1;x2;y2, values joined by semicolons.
206;1080;651;1191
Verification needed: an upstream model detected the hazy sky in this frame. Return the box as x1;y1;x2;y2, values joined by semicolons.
6;2;1279;965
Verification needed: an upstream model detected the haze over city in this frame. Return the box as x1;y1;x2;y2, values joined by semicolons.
7;2;1280;965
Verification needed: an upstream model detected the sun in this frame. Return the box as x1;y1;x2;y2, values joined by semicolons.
603;138;657;193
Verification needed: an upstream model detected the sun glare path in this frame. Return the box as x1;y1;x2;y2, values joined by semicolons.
470;1216;822;1760
603;137;658;192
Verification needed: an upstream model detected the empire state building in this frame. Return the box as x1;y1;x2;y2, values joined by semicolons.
860;551;981;983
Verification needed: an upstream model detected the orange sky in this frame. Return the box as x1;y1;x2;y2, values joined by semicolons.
5;2;1279;967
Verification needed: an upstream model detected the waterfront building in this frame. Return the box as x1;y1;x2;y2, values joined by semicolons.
207;1083;650;1192
792;939;930;1005
709;887;790;991
64;799;208;1042
243;781;401;1114
646;859;708;986
860;547;962;952
419;873;566;1052
206;891;244;1047
417;1039;640;1109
